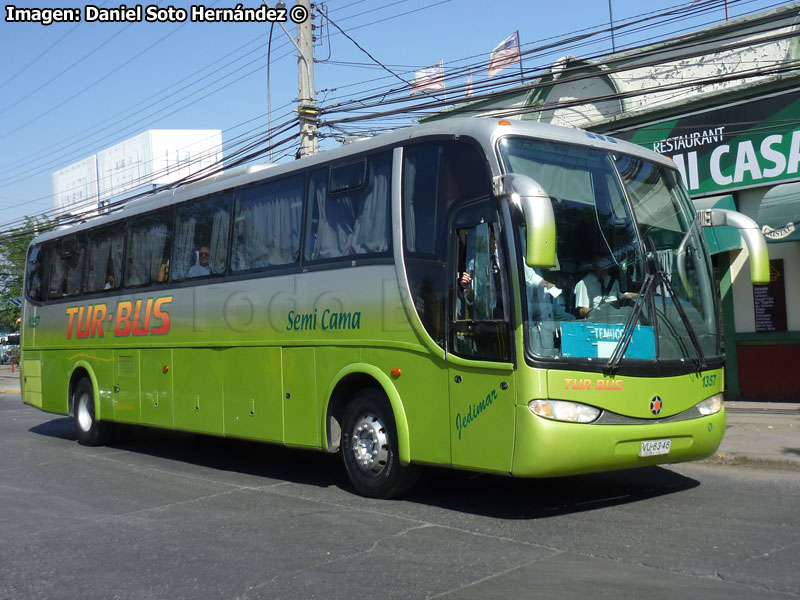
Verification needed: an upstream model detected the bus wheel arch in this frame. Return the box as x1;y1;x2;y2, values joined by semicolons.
71;372;111;446
339;386;418;498
68;366;94;418
324;365;410;465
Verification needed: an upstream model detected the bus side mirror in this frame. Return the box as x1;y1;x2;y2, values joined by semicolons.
697;208;770;284
493;174;556;268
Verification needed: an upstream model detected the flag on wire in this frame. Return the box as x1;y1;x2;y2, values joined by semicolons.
411;60;445;95
465;70;474;98
488;31;520;77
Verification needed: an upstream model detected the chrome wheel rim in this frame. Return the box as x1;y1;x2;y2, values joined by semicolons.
351;413;389;476
77;392;92;432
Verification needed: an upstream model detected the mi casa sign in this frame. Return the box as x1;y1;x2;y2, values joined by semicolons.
615;93;800;195
670;127;800;191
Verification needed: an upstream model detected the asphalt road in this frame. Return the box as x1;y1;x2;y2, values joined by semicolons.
1;393;798;600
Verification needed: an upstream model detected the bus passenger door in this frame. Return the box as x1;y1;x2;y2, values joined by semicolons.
113;350;141;424
448;201;516;473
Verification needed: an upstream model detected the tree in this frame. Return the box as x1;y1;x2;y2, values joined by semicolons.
0;216;53;330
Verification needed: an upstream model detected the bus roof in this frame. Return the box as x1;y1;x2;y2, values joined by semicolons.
33;118;672;245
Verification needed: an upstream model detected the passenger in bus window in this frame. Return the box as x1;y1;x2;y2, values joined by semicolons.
157;261;170;283
457;226;503;320
574;254;636;317
187;246;211;278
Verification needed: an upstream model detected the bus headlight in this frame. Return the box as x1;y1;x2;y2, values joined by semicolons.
696;393;724;416
528;399;601;423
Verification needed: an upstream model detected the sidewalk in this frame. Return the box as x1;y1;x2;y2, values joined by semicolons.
0;364;797;470
0;363;20;394
706;400;800;471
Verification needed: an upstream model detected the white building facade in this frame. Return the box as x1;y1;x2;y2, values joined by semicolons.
53;129;223;215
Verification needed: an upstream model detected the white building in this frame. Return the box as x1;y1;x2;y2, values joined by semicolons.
53;129;223;214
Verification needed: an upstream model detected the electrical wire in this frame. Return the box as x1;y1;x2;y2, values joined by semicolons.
0;117;303;241
0;0;791;234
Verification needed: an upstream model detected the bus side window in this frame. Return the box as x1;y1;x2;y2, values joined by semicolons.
454;222;505;322
402;143;446;347
438;141;492;208
450;206;511;362
304;151;392;261
84;225;124;293
47;235;85;299
25;243;46;302
173;193;233;280
231;175;304;273
124;210;174;287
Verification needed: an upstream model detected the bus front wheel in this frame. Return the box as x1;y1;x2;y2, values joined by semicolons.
341;388;417;499
73;378;111;447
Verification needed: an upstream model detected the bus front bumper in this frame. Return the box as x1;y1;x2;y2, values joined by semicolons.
511;405;726;477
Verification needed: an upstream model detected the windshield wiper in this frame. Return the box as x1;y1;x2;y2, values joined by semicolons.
604;272;655;375
647;237;707;371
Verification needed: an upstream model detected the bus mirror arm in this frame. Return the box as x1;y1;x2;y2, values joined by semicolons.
697;208;770;284
493;174;556;268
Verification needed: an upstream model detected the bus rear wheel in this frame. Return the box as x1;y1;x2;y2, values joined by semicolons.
73;378;111;446
341;388;417;499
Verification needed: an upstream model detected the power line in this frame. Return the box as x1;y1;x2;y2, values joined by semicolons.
317;3;797;121
318;0;782;109
0;109;299;231
0;0;789;234
0;116;303;239
318;5;410;89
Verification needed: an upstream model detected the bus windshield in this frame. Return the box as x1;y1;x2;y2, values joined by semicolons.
498;136;720;365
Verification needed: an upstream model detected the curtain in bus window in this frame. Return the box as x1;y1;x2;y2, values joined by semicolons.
173;195;232;280
404;157;417;252
402;144;439;255
209;207;230;273
47;247;64;299
232;175;303;272
84;233;110;292
25;244;44;301
307;152;391;260
173;217;196;279
112;238;124;288
48;237;84;298
125;213;172;287
84;227;124;292
353;155;389;253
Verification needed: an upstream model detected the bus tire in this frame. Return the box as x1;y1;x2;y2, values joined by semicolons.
73;378;111;447
341;388;417;499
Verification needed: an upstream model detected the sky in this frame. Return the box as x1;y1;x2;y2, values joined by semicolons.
0;0;791;230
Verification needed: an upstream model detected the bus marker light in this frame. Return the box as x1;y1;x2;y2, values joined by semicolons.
498;120;511;126
162;365;169;373
391;368;402;377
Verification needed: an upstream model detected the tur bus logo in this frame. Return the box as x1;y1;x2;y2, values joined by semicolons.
65;296;173;339
650;396;663;416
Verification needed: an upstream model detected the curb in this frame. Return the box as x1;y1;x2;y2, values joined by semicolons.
701;452;800;472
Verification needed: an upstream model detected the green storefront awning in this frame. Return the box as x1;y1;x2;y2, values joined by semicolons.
758;182;800;243
693;195;741;254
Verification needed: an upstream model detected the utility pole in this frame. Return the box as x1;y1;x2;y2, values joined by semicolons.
295;0;319;156
262;0;319;156
608;0;616;53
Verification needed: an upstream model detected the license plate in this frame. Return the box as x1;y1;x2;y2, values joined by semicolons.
640;439;671;457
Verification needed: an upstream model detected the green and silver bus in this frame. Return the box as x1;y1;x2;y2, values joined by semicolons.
20;118;769;498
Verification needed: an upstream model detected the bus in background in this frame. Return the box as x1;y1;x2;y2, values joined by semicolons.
19;118;769;498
